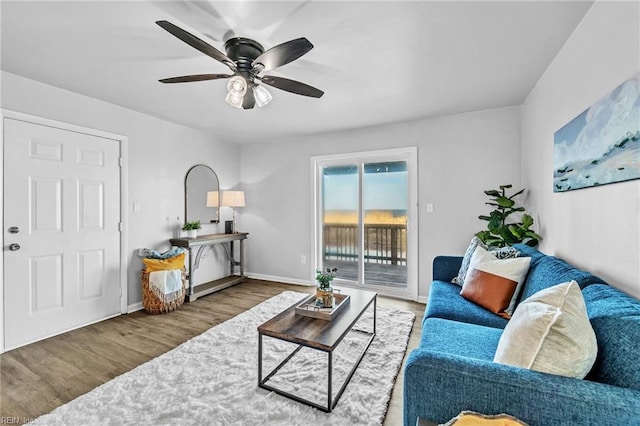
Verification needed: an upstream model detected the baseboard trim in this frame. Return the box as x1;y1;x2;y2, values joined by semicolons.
245;272;314;287
127;302;143;313
417;295;428;304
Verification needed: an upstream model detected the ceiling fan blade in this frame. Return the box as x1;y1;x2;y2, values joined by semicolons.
242;88;256;109
259;75;324;98
156;20;236;71
159;74;232;84
252;37;313;72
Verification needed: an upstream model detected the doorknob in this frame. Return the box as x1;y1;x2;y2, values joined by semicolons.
8;243;21;251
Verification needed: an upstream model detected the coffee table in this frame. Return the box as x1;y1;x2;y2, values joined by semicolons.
257;289;377;412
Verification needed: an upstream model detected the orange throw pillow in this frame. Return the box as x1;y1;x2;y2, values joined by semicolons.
460;268;517;319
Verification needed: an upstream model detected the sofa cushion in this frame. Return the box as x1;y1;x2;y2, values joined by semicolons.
583;284;640;390
494;281;597;379
518;254;606;302
425;281;508;329
511;243;547;264
420;317;502;361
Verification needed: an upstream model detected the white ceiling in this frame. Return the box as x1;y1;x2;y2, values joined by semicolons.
1;1;593;144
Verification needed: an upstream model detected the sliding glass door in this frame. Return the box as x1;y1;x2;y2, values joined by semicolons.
313;148;417;299
363;161;408;288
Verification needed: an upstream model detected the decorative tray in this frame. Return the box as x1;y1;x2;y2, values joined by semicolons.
294;292;350;321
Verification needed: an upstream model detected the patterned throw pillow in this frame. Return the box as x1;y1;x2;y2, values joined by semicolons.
453;237;520;286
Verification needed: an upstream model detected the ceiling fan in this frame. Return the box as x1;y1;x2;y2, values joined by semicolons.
156;20;324;109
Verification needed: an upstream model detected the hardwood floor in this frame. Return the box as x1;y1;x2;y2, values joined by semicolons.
0;279;425;425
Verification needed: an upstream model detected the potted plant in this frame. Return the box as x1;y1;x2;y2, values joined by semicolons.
182;220;201;239
315;267;337;308
475;184;542;248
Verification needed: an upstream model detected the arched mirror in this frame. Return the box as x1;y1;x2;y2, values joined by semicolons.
185;164;220;224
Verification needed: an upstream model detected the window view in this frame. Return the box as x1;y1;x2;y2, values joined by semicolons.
321;161;408;289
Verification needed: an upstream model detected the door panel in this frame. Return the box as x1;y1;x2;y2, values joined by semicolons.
321;164;359;282
29;254;63;312
4;118;121;350
362;161;408;288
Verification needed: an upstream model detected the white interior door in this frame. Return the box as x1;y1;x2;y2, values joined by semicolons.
3;118;121;350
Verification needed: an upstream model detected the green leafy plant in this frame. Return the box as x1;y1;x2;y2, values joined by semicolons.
475;184;541;248
315;267;337;290
181;220;201;231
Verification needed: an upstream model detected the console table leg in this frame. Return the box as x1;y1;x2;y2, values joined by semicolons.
187;247;194;300
229;241;235;276
240;239;245;277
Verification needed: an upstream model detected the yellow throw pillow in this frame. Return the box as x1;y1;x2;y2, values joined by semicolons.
142;253;186;272
443;411;528;425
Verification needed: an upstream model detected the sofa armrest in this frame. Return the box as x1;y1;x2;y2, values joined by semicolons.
432;256;463;282
404;348;640;426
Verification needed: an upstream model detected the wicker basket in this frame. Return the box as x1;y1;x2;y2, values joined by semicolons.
141;268;186;314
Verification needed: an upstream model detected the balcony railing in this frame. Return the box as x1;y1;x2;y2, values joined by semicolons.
323;223;407;266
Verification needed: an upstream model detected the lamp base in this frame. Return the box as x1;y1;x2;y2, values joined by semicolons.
224;220;234;234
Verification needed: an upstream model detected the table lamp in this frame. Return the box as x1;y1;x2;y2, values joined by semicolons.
222;191;245;233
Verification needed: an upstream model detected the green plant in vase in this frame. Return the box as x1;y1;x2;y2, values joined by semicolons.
315;267;337;308
475;184;541;248
182;220;201;238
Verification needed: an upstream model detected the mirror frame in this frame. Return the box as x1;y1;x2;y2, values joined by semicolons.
184;164;220;224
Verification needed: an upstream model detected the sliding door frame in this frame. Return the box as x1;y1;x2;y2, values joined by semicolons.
310;147;418;301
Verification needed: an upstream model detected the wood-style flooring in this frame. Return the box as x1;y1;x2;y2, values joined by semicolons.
0;279;425;425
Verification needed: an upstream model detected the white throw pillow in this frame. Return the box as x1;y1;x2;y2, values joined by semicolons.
453;237;520;286
493;281;597;379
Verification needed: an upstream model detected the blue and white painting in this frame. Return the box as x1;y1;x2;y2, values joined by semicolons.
554;71;640;192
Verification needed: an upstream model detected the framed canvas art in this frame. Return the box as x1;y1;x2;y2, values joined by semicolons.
554;71;640;192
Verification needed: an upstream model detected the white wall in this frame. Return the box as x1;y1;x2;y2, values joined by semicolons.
241;106;522;301
1;71;242;306
521;1;640;297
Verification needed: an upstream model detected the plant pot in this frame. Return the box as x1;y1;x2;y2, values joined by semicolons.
316;286;334;308
186;229;198;239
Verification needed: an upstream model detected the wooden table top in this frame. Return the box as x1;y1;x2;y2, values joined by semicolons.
258;288;377;352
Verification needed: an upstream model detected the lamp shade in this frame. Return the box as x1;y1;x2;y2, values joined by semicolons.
253;85;273;107
222;191;245;208
206;191;219;207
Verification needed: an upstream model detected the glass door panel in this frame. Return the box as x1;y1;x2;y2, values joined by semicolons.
322;164;359;282
363;161;408;288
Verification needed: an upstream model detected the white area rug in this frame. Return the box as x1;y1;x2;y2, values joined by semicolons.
32;291;415;426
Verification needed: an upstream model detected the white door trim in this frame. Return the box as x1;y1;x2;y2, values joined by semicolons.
0;109;129;353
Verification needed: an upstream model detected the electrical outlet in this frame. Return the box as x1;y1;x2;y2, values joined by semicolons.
301;255;307;264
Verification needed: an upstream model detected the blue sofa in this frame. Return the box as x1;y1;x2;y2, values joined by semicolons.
403;244;640;425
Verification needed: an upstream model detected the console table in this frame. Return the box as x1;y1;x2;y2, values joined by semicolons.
170;232;248;302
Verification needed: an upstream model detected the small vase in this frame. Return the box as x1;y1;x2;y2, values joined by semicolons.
186;229;198;238
316;286;334;308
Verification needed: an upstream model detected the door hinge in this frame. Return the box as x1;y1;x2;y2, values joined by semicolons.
118;222;123;232
119;157;124;167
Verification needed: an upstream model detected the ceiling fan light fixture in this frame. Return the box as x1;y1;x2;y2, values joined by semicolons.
225;75;248;109
253;85;273;107
225;92;244;108
226;75;247;97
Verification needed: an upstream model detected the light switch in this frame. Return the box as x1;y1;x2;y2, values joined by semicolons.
133;202;141;213
426;203;434;213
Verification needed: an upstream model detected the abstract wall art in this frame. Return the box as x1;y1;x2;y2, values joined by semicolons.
553;71;640;192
